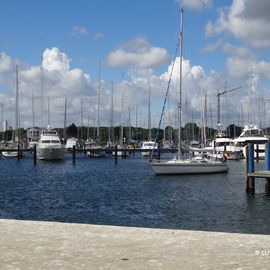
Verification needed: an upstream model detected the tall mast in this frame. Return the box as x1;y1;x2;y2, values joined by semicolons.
109;81;114;144
80;98;83;140
148;78;151;141
0;103;4;141
120;73;124;146
40;54;44;128
47;97;50;126
63;96;67;140
15;64;19;142
97;62;101;140
178;8;184;159
128;105;131;144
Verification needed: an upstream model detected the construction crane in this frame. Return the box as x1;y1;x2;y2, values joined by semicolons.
217;86;242;131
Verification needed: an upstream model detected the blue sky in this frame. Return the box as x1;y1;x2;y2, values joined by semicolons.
0;0;270;132
0;0;227;79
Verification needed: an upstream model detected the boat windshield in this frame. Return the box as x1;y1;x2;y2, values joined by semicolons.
41;140;60;144
144;143;155;147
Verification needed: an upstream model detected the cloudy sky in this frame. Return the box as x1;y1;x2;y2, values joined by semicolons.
0;0;270;132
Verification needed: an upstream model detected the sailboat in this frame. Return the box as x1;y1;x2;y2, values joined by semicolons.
85;62;106;157
141;79;158;158
112;73;128;157
150;9;228;175
2;65;20;158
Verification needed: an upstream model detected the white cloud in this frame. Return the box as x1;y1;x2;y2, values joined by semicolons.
106;37;168;69
0;48;96;128
71;26;88;36
42;47;70;72
201;39;223;53
0;52;13;72
0;46;267;131
94;32;104;40
205;0;270;48
179;0;213;11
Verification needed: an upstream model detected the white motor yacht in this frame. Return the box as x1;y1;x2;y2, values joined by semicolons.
141;141;158;158
234;124;269;159
37;127;65;160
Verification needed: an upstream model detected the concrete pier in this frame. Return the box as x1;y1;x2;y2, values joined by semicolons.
1;219;270;269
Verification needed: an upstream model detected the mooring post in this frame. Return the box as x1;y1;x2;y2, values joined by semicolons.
247;143;254;174
72;145;76;163
114;144;118;163
265;143;270;170
264;143;270;191
246;143;255;193
33;144;37;165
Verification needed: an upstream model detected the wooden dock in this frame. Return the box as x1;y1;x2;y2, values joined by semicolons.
0;145;178;164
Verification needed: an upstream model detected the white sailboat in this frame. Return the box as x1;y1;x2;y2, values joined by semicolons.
141;79;158;158
113;73;128;157
85;62;106;157
150;9;228;175
2;65;20;158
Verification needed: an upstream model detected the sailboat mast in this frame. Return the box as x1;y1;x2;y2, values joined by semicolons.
32;93;35;127
40;64;44;129
15;64;19;143
120;73;124;146
178;8;184;159
110;81;114;144
97;62;101;140
148;79;151;140
63;96;67;141
47;97;50;126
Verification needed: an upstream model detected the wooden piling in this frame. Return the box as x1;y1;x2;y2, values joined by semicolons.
72;145;76;162
17;144;20;161
114;145;118;163
246;177;255;193
265;143;270;170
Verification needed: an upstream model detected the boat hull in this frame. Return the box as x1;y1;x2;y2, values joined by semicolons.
2;151;18;158
150;159;229;175
37;147;64;160
87;149;106;157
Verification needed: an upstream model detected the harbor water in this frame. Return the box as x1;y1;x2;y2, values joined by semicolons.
1;153;270;234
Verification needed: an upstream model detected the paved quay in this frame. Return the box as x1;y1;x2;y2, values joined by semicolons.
0;219;270;269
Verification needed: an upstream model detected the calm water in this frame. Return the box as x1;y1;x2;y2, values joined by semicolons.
1;153;270;234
